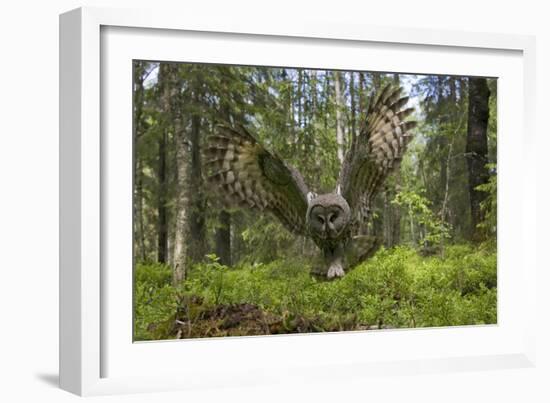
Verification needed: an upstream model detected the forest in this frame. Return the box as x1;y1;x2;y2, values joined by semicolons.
133;61;497;341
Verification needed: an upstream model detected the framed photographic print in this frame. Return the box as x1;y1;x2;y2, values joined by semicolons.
60;6;537;396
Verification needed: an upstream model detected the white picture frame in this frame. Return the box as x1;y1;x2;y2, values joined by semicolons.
59;6;537;396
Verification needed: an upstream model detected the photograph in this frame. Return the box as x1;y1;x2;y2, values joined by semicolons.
132;61;497;341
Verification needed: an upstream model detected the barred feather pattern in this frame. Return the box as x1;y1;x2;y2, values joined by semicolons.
339;85;417;226
203;125;310;235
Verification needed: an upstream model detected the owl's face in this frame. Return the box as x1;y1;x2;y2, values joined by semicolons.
306;193;351;240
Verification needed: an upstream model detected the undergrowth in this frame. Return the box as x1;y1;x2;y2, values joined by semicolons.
134;244;497;341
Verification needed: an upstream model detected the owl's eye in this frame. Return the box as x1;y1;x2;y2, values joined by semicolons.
316;215;325;224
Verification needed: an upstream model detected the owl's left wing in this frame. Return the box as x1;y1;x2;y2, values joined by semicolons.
338;85;417;221
203;125;310;235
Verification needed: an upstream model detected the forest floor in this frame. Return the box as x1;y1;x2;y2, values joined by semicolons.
134;244;497;341
168;299;377;339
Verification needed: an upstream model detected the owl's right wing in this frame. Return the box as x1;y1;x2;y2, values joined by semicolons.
203;125;310;235
338;85;417;221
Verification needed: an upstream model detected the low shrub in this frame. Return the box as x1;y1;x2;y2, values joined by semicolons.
134;244;497;340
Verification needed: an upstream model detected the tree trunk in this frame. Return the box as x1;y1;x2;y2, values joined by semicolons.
157;129;168;263
384;73;402;248
323;72;330;130
383;191;391;247
135;161;147;261
188;109;207;262
409;204;416;245
438;76;453;212
450;77;457;102
297;69;303;128
215;210;232;266
358;72;367;131
311;70;318;116
156;64;171;264
165;65;191;284
391;173;402;245
133;61;147;262
334;71;345;164
466;77;490;240
393;73;400;86
440;141;453;223
371;72;382;92
349;72;357;146
214;78;235;267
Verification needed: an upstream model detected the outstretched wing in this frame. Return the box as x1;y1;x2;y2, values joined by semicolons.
338;84;416;221
203;125;310;235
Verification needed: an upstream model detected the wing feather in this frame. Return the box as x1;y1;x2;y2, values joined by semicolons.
203;125;310;235
339;84;416;224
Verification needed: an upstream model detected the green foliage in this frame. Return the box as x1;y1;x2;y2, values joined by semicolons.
133;263;177;341
134;245;496;340
189;254;229;305
393;189;452;246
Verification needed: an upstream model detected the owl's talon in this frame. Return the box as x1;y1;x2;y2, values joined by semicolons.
327;262;345;279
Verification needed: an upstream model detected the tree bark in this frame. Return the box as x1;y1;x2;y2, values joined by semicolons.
214;76;235;267
393;73;400;86
358;72;367;132
323;72;330;130
440;141;453;224
215;210;232;266
387;73;402;247
297;69;303;128
450;77;457;102
379;73;402;248
133;61;147;262
311;70;318;116
188;109;207;262
134;160;147;261
383;191;391;247
391;173;402;245
156;64;171;264
334;71;345;164
465;77;490;240
156;130;168;263
371;72;382;92
167;65;191;284
349;72;357;146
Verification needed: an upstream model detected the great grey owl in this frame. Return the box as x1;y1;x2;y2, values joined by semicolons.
204;84;416;278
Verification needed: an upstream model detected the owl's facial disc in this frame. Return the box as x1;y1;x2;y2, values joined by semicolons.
324;205;347;238
307;194;350;239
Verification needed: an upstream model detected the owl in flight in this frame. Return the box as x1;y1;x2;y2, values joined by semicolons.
204;84;416;279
